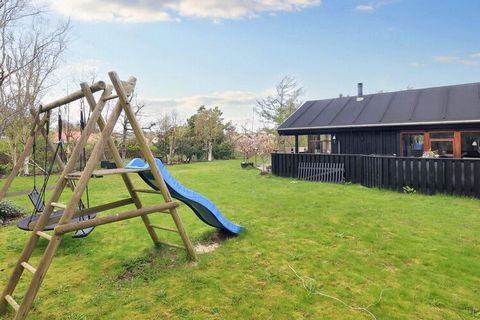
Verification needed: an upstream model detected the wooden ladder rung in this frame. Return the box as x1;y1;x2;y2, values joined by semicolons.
133;188;161;194
21;262;37;274
50;202;67;209
4;294;19;312
157;240;184;249
149;224;179;233
36;231;52;241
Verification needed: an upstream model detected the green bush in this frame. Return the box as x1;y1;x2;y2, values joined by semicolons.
213;141;235;160
0;200;26;223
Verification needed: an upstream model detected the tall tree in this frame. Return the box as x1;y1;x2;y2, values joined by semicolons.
193;106;224;162
256;76;304;131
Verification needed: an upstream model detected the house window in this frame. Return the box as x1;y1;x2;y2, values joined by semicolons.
431;140;454;157
401;133;424;157
429;131;455;158
461;132;480;158
308;134;331;154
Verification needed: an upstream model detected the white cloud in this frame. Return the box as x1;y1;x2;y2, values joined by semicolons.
471;52;480;58
140;90;260;128
44;0;321;23
355;1;393;13
355;4;376;12
433;54;479;66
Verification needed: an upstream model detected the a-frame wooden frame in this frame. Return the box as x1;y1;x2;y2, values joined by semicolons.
0;71;196;320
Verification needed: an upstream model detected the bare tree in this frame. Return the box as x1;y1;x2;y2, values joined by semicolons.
156;110;179;164
119;94;155;161
0;1;69;174
256;76;304;131
0;0;40;87
255;76;304;150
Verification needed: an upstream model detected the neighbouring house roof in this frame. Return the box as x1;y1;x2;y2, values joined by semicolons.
278;82;480;134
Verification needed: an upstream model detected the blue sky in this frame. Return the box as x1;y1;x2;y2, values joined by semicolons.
46;0;480;127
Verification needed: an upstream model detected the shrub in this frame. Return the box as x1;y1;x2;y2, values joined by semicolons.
213;141;235;160
0;200;26;223
403;186;416;194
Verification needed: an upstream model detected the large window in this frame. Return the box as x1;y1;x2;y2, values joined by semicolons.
402;133;424;157
401;130;479;158
308;134;332;154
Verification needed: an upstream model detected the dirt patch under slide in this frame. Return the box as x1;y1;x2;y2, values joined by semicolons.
194;230;231;254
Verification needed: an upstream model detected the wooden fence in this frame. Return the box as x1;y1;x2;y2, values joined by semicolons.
297;162;344;183
271;153;480;198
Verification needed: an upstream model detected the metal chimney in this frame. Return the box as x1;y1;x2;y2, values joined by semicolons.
357;83;364;101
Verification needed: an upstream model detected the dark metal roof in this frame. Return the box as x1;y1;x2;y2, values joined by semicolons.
278;82;480;134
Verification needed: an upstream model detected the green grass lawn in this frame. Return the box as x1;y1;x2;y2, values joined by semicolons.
1;159;479;319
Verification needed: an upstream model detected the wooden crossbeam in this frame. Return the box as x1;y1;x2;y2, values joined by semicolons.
157;240;185;250
54;202;177;235
149;224;179;233
20;262;36;275
133;188;162;194
39;81;106;113
102;94;118;101
65;168;147;179
29;198;135;229
4;295;19;312
36;231;52;241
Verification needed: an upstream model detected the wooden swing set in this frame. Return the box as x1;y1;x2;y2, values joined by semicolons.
0;71;196;319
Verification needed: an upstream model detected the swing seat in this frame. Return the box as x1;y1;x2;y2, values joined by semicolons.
28;188;45;213
17;211;96;238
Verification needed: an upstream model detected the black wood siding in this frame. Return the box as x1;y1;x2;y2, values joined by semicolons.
331;130;400;156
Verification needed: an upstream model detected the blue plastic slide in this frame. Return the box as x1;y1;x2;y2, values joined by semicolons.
126;158;243;235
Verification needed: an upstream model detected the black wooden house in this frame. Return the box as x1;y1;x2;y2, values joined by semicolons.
278;82;480;159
